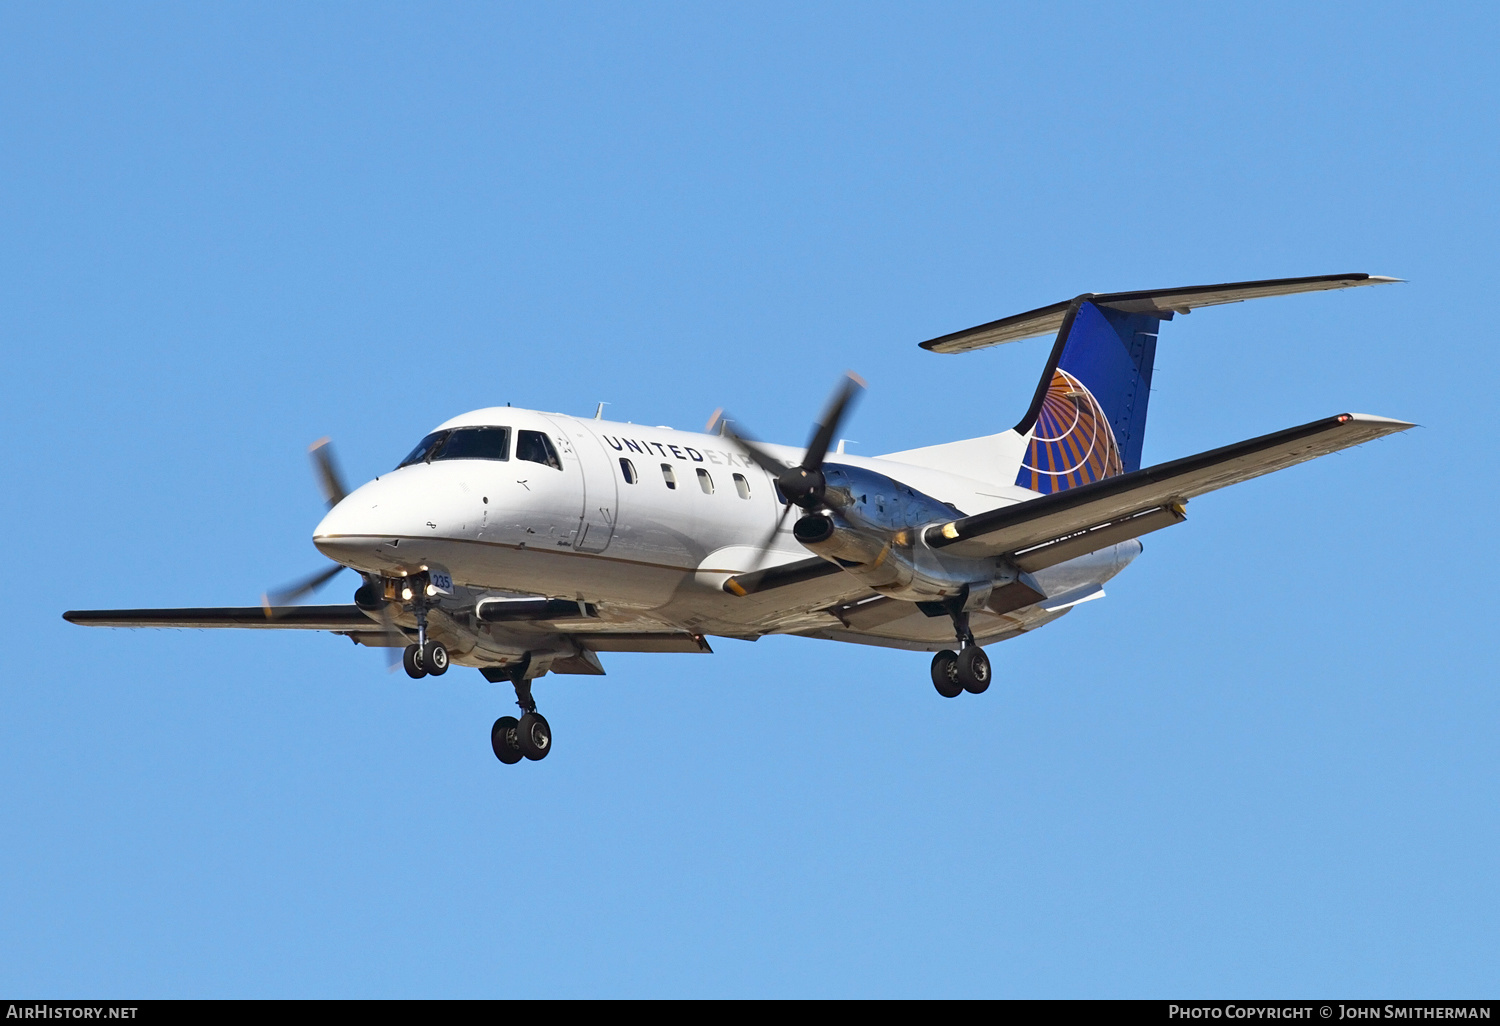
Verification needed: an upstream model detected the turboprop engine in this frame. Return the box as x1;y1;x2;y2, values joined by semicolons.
789;464;1006;606
719;375;1013;608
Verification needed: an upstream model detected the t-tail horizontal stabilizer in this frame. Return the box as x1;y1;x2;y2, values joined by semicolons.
919;273;1402;354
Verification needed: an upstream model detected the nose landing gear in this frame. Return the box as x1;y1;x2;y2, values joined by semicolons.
930;606;993;698
400;594;449;679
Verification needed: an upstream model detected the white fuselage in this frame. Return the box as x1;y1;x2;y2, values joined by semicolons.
311;406;1138;668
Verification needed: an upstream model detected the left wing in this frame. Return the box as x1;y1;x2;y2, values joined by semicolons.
723;411;1412;602
61;605;717;661
925;412;1413;561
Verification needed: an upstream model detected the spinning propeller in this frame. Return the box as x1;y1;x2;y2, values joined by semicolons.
262;438;406;666
262;438;350;610
713;372;865;567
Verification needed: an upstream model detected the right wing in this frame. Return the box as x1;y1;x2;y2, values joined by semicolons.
62;605;377;629
61;604;715;671
925;412;1413;562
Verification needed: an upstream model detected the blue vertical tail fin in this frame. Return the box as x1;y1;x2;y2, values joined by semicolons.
1013;298;1160;494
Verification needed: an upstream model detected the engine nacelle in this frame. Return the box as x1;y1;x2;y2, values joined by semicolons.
793;511;990;603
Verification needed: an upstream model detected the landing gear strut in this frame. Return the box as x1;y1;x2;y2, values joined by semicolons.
487;661;552;764
930;605;992;698
400;594;448;679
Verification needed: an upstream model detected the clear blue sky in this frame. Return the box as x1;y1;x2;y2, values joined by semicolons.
3;2;1496;997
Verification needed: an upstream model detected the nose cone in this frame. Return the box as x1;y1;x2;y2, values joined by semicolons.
311;463;485;575
312;475;416;571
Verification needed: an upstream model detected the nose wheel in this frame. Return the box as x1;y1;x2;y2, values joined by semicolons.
402;640;449;679
400;595;448;678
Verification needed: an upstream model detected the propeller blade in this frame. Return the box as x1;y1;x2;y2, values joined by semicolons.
309;437;349;509
262;563;348;616
802;372;865;471
721;372;866;512
746;501;796;573
722;424;789;478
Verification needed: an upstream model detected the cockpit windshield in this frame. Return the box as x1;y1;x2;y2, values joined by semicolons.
397;426;512;468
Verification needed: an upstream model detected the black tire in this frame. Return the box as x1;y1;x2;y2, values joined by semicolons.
956;646;992;694
421;640;449;676
930;650;962;698
491;716;523;764
516;711;552;761
403;643;427;679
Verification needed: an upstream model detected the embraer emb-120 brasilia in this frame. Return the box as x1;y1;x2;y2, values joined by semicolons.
67;274;1412;764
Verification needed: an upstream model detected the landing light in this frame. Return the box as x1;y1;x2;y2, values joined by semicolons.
401;587;413;601
425;584;438;597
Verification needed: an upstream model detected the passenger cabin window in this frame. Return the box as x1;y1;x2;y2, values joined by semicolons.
619;457;638;484
733;473;751;499
398;426;511;468
661;464;677;489
697;468;714;494
516;430;563;470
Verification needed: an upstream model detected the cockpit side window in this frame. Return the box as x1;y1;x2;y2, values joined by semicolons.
516;430;563;470
434;426;510;462
398;430;451;468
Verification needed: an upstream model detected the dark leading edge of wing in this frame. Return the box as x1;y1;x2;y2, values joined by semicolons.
924;413;1414;559
62;605;377;630
920;274;1401;354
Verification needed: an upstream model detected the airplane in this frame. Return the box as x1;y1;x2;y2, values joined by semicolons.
65;273;1413;765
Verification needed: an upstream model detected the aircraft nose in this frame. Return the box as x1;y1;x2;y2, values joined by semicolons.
312;495;371;564
312;477;405;569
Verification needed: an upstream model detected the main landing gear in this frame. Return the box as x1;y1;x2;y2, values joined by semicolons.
930;606;992;699
489;669;552;765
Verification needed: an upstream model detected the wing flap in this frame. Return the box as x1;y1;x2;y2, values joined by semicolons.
926;413;1413;559
1011;504;1187;572
579;632;713;653
63;605;376;630
920;274;1399;354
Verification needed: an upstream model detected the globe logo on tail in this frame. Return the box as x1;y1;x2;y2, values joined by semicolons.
1016;368;1123;494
